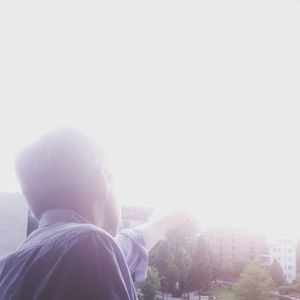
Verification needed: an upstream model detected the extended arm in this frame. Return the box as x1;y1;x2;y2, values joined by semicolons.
116;210;193;282
134;210;192;251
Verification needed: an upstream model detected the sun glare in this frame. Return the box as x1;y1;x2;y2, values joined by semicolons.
0;1;300;239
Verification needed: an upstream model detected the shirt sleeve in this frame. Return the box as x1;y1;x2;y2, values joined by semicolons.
115;229;148;282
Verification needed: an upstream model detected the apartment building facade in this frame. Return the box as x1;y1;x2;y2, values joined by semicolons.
204;226;267;270
121;205;154;229
262;239;297;284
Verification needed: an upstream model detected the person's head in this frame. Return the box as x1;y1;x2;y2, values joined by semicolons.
15;128;121;236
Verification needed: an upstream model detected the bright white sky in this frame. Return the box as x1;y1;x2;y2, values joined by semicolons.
0;1;300;238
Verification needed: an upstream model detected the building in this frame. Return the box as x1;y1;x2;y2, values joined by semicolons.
0;193;28;256
204;225;267;270
262;238;297;284
121;205;153;229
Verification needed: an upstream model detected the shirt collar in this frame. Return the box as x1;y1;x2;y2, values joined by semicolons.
39;209;90;228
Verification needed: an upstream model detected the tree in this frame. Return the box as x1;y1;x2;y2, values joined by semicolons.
232;259;246;279
186;237;213;298
149;220;200;297
279;275;300;295
212;263;219;283
137;266;161;300
234;263;274;300
219;265;234;281
217;260;247;282
270;260;286;287
149;238;177;294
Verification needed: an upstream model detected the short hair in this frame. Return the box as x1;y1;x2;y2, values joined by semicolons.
15;128;106;219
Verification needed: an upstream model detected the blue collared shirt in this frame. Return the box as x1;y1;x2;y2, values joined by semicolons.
115;229;148;283
0;209;145;300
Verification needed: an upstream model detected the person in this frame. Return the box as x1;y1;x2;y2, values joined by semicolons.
0;128;191;300
25;208;190;284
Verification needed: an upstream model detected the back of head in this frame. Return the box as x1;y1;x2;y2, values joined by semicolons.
15;128;105;220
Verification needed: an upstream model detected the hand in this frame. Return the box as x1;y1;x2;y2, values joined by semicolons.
136;209;195;251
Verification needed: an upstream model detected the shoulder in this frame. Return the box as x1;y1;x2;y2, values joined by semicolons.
24;222;122;257
63;223;122;253
46;223;128;275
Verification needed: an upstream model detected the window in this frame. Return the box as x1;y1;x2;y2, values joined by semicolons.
288;265;293;270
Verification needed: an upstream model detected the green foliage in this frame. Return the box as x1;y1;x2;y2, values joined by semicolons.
219;265;235;281
232;260;246;278
270;260;286;287
212;264;219;282
149;238;177;293
279;275;300;295
149;220;206;296
217;260;246;282
279;284;300;295
186;236;213;293
233;263;274;300
137;266;161;300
